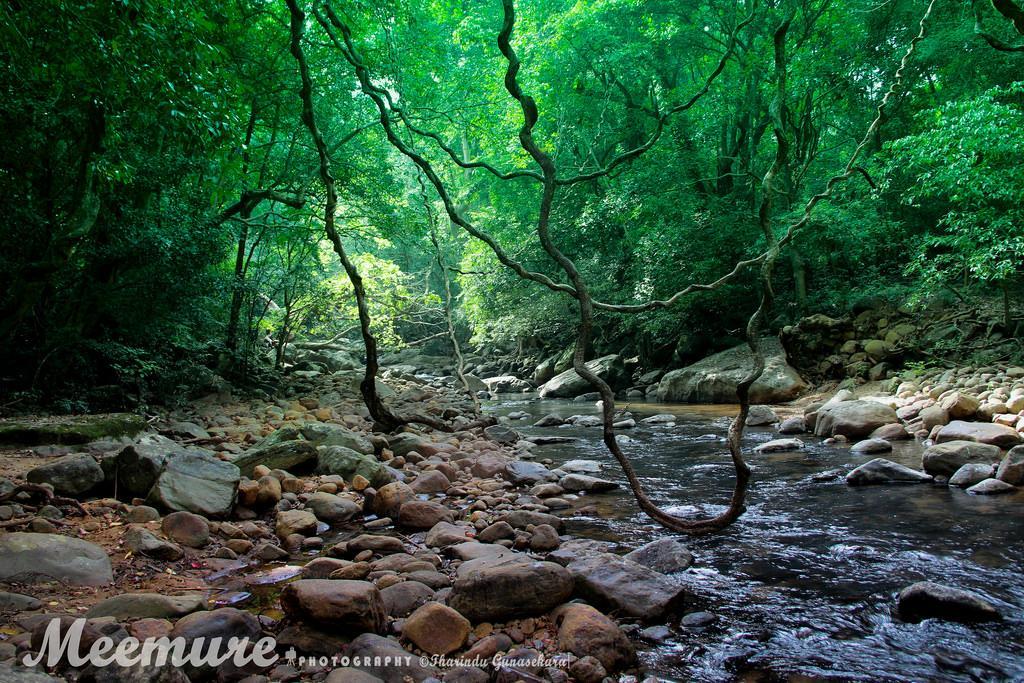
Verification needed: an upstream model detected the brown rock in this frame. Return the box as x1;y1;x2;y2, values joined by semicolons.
402;602;470;655
280;579;386;633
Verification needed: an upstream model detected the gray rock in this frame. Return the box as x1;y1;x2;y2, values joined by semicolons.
124;526;183;561
504;461;558;485
966;478;1016;495
0;532;112;586
948;463;995;488
380;581;435;618
164;421;209;440
922;441;1000;477
815;401;899;439
0;591;42;612
681;611;717;627
624;538;693;573
996;445;1024;485
560;459;602;473
777;416;806;434
316;446;392;488
558;473;618;492
656;338;807;404
897;581;1000;623
26;454;104;496
305;492;361;523
539;355;625;399
147;451;240;517
344;633;439;683
533;414;565;427
845;458;932;486
850;438;893;454
567;552;686;621
936;421;1022;449
745;405;778;426
231;438;317;478
85;592;207;619
484;425;519;444
753;438;804;454
502;509;564;532
448;555;574;622
301;423;373;454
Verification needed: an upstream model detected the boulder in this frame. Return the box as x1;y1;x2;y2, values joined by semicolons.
540;355;625;399
850;438;893;454
777;416;806;434
448;555;574;622
948;463;995;488
966;478;1016;495
26;454;104;496
305;492;361;523
0;413;146;445
231;439;317;478
101;435;187;497
424;521;474;547
85;592;206;620
656;338;807;404
558;473;619;492
146;451;239;518
124;526;182;561
533;414;565;427
745;405;778;426
483;376;533;393
996;446;1024;485
398;500;452;529
370;482;414;519
567;552;686;621
919;405;949;431
897;581;999;623
484;425;519;444
502;509;564;532
301;423;373;454
553;602;636;672
275;509;318;538
845;458;932;486
0;533;112;586
936;421;1022;449
922;441;1000;477
753;438;804;454
160;511;210;548
869;423;912;441
344;633;439;683
402;602;469;655
387;433;456;458
381;581;435;618
504;461;558;485
410;469;451;494
814;401;899;439
169;607;261;642
623;538;693;573
281;579;387;633
316;446;393;488
939;392;980;420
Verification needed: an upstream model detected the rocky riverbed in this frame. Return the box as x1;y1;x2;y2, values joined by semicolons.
0;360;1021;682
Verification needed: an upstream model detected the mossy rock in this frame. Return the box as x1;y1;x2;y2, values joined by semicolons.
0;413;147;445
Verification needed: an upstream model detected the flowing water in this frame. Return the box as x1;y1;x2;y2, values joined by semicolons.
489;397;1024;682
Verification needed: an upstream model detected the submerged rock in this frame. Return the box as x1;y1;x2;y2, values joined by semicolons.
753;438;804;454
965;478;1016;495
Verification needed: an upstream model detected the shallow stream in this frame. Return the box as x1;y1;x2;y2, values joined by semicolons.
490;397;1024;682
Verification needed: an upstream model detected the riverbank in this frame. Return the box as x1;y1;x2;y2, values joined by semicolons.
0;360;1021;682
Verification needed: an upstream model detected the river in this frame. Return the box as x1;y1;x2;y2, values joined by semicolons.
488;396;1024;682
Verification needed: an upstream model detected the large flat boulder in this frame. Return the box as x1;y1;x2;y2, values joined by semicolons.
0;413;146;445
0;533;112;586
147;451;239;517
656;338;807;404
814;400;899;439
936;421;1023;449
231;439;317;478
567;552;686;621
921;441;1000;477
448;555;573;622
539;355;624;399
